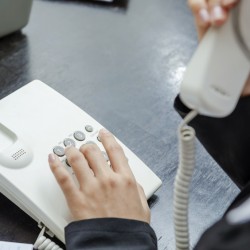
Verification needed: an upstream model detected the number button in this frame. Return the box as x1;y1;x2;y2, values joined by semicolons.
73;131;86;141
85;125;93;132
63;138;76;147
53;146;65;157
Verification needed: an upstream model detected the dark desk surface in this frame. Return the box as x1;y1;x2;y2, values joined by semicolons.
0;0;239;249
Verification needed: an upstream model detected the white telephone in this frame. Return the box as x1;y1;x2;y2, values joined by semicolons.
0;80;162;246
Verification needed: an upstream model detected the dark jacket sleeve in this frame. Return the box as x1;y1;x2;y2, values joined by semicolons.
174;95;250;189
65;218;157;250
195;182;250;250
194;211;250;250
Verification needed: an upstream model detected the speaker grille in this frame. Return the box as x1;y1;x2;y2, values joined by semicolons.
12;149;26;160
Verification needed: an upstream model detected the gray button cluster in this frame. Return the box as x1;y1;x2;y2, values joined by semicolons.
53;125;97;159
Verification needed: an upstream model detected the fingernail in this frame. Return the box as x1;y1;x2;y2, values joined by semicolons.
211;6;225;23
198;8;210;25
100;128;110;135
48;153;56;163
98;128;110;140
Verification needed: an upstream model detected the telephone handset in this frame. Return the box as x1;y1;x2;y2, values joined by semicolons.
0;123;33;168
174;1;250;249
180;0;250;118
0;80;162;245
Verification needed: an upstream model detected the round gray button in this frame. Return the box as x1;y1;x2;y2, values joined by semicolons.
74;131;86;141
53;146;65;157
85;125;93;132
63;138;76;147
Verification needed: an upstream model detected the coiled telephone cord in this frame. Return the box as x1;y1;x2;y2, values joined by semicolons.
174;110;198;250
33;227;63;250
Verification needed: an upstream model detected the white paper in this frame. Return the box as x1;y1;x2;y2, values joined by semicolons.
0;241;33;250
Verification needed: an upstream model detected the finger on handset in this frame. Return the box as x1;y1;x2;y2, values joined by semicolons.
208;0;227;26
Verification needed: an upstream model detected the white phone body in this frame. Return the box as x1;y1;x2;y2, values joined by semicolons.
180;0;250;117
0;80;162;243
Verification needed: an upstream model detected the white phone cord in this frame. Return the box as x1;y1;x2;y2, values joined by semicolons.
33;227;63;250
174;110;198;250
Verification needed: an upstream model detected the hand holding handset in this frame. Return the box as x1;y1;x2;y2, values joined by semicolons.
180;0;250;117
175;1;250;249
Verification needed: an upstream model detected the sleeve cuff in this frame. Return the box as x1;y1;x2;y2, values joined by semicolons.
65;218;157;250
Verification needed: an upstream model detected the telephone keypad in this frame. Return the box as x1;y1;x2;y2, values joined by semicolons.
52;123;117;182
52;126;106;176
